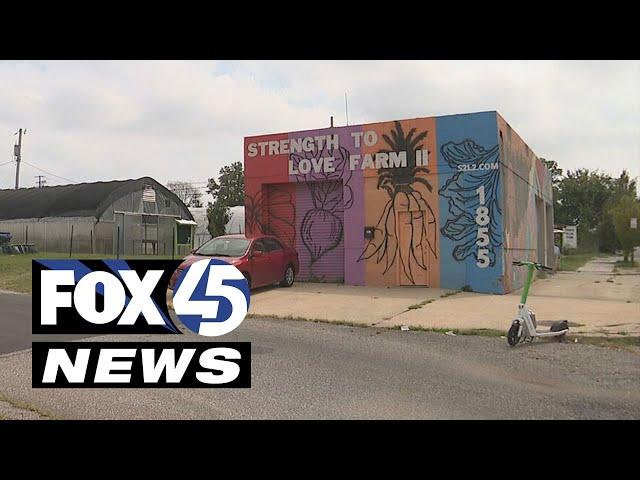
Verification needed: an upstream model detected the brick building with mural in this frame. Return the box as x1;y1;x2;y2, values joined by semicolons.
244;111;553;294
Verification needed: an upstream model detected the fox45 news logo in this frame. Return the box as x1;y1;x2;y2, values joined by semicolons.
32;259;251;388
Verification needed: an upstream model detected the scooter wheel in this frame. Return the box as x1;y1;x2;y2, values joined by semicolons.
550;320;569;342
507;321;522;347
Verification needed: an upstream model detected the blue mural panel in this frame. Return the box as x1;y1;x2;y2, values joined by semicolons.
436;112;504;293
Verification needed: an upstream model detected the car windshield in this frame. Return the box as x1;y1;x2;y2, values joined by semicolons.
195;237;250;257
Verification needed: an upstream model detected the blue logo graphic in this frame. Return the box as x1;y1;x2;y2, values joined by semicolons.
172;259;250;337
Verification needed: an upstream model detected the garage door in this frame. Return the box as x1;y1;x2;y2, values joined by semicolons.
264;184;296;248
295;181;345;283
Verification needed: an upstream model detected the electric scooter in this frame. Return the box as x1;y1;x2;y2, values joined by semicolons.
507;260;569;347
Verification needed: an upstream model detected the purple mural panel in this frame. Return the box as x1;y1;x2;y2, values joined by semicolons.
287;126;364;284
295;181;344;282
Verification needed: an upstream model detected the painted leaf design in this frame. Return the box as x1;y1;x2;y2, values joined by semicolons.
244;191;265;235
357;121;437;285
439;139;502;266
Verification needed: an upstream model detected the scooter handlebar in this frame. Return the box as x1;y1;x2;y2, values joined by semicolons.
512;260;553;271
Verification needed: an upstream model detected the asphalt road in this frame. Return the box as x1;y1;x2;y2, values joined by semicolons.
0;291;638;419
0;293;96;354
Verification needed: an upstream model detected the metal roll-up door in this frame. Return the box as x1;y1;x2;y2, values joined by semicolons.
265;184;296;248
295;181;344;283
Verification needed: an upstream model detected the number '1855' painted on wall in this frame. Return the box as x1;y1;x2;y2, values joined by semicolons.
476;185;490;268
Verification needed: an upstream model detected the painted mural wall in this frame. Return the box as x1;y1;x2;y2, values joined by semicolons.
245;111;516;294
437;112;504;293
497;113;553;292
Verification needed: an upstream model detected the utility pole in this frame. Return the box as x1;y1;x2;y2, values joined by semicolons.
35;175;46;188
14;128;25;190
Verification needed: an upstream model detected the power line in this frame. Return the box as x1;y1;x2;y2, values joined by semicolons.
20;160;78;185
0;160;15;167
35;175;47;188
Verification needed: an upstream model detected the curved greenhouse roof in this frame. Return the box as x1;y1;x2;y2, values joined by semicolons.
0;176;193;221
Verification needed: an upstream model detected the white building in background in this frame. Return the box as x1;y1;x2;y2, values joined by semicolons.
189;205;245;248
225;206;245;235
189;207;211;248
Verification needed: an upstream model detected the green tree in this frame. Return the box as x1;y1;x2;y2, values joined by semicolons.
598;170;638;253
207;162;244;207
609;194;640;263
555;169;614;230
207;202;231;238
611;169;637;201
206;162;244;237
541;158;564;226
541;158;563;193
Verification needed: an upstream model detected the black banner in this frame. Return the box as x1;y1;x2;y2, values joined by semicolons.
32;342;251;388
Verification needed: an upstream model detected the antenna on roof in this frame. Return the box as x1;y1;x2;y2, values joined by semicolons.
345;93;349;126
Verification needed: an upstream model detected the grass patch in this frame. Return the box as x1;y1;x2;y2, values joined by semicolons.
440;290;460;298
248;314;506;337
0;252;175;294
246;313;363;328
573;335;640;350
558;252;605;271
411;327;505;337
614;260;638;268
399;297;441;312
614;260;638;273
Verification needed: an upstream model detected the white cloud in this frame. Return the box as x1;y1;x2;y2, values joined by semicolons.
0;60;638;192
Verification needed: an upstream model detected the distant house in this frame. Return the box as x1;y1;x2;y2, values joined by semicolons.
0;176;194;256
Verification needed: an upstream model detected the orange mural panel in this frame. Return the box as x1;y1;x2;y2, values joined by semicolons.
360;118;439;287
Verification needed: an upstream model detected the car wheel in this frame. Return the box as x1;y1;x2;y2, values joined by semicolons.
280;265;295;287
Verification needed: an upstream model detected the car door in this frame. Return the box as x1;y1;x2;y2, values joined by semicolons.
264;238;285;284
249;239;270;287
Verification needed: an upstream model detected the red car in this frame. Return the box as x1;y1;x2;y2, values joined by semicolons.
169;234;299;290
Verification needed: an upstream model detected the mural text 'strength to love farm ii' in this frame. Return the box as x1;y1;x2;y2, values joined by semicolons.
246;132;429;174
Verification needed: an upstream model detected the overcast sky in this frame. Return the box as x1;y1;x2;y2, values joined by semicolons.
1;60;638;197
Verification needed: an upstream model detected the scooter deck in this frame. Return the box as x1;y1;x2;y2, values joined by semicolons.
534;329;569;337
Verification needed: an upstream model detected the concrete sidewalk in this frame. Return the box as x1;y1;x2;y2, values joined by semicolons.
247;282;456;325
246;258;640;336
577;254;621;273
